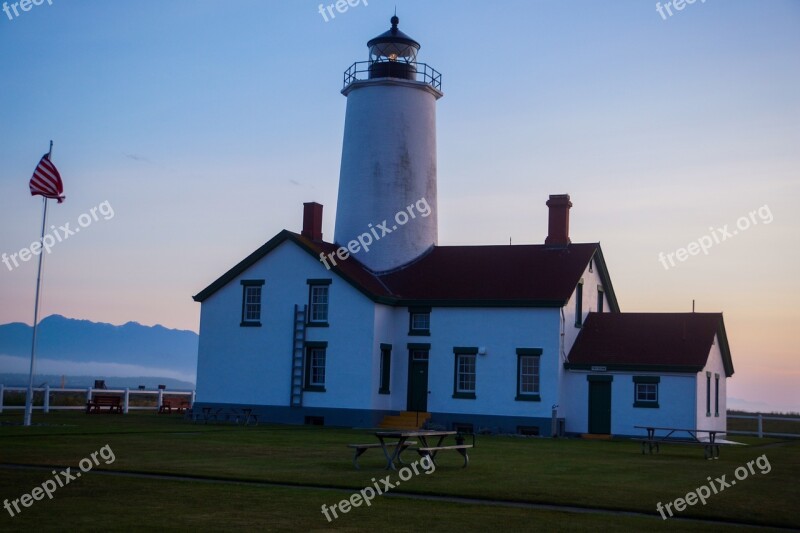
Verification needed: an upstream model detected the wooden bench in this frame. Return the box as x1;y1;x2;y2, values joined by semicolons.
158;398;191;414
417;444;473;468
86;395;122;414
347;441;416;470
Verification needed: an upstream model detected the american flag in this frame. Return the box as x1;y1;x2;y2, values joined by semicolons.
29;153;65;203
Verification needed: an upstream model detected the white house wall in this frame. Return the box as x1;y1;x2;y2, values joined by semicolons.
562;256;609;357
419;307;561;419
195;241;377;410
696;335;727;433
562;371;697;436
613;373;697;435
370;304;406;411
559;256;611;420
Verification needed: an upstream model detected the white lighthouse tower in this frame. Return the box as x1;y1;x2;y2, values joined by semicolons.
334;16;443;273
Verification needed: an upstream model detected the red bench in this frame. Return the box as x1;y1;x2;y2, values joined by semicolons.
158;398;191;414
86;395;122;414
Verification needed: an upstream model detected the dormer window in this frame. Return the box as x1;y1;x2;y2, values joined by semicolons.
409;306;431;336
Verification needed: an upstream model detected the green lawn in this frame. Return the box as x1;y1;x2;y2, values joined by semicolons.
1;412;797;531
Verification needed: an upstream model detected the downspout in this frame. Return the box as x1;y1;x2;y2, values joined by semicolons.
557;306;567;437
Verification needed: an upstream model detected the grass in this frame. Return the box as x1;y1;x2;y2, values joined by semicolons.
1;412;798;531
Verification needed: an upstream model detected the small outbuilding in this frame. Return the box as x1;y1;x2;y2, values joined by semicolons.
563;313;734;436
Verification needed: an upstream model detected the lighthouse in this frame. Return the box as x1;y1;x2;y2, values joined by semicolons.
334;16;443;273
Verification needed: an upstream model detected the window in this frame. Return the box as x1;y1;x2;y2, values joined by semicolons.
706;372;711;416
575;280;583;327
307;279;331;326
240;280;264;327
456;354;476;395
714;373;720;417
516;348;542;401
408;307;431;336
636;384;657;402
244;287;262;321
379;344;391;394
633;376;660;408
304;416;324;426
310;286;329;322
304;342;327;391
411;313;430;331
452;347;477;399
411;348;429;361
597;286;604;313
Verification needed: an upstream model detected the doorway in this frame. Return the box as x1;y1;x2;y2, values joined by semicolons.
407;349;429;412
588;377;612;434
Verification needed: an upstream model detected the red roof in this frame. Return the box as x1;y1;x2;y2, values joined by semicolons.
379;244;599;303
566;313;733;376
194;231;619;309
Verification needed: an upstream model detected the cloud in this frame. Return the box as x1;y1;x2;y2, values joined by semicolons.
124;153;150;162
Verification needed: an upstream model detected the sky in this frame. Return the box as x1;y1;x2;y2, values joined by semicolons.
0;1;798;412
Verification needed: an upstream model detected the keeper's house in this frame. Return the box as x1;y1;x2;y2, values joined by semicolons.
191;18;734;436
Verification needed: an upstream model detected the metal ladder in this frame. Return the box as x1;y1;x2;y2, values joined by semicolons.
290;304;307;407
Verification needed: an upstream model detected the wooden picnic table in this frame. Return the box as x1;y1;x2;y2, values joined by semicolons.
634;426;725;459
375;430;457;470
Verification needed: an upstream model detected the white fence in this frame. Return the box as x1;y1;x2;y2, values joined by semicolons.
728;413;800;438
0;384;195;414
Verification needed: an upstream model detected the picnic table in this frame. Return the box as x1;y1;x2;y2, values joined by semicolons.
634;426;725;459
347;440;417;470
374;430;473;469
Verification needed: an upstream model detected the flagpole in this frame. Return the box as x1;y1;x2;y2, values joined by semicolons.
23;141;53;427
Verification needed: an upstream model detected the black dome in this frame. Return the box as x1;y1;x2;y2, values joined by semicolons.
367;16;420;50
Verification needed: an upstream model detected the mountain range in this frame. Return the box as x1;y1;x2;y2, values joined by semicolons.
0;315;198;383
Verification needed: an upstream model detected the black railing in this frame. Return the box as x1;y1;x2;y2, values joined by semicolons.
343;60;442;91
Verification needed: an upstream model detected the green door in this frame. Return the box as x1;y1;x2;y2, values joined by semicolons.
588;380;612;434
407;350;429;412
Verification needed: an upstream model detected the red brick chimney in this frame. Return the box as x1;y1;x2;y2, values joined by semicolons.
545;194;572;246
301;202;323;241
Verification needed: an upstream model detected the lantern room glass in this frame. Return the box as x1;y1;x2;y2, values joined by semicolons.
369;42;418;63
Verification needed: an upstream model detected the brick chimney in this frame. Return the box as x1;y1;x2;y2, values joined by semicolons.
545;194;572;246
301;202;323;241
